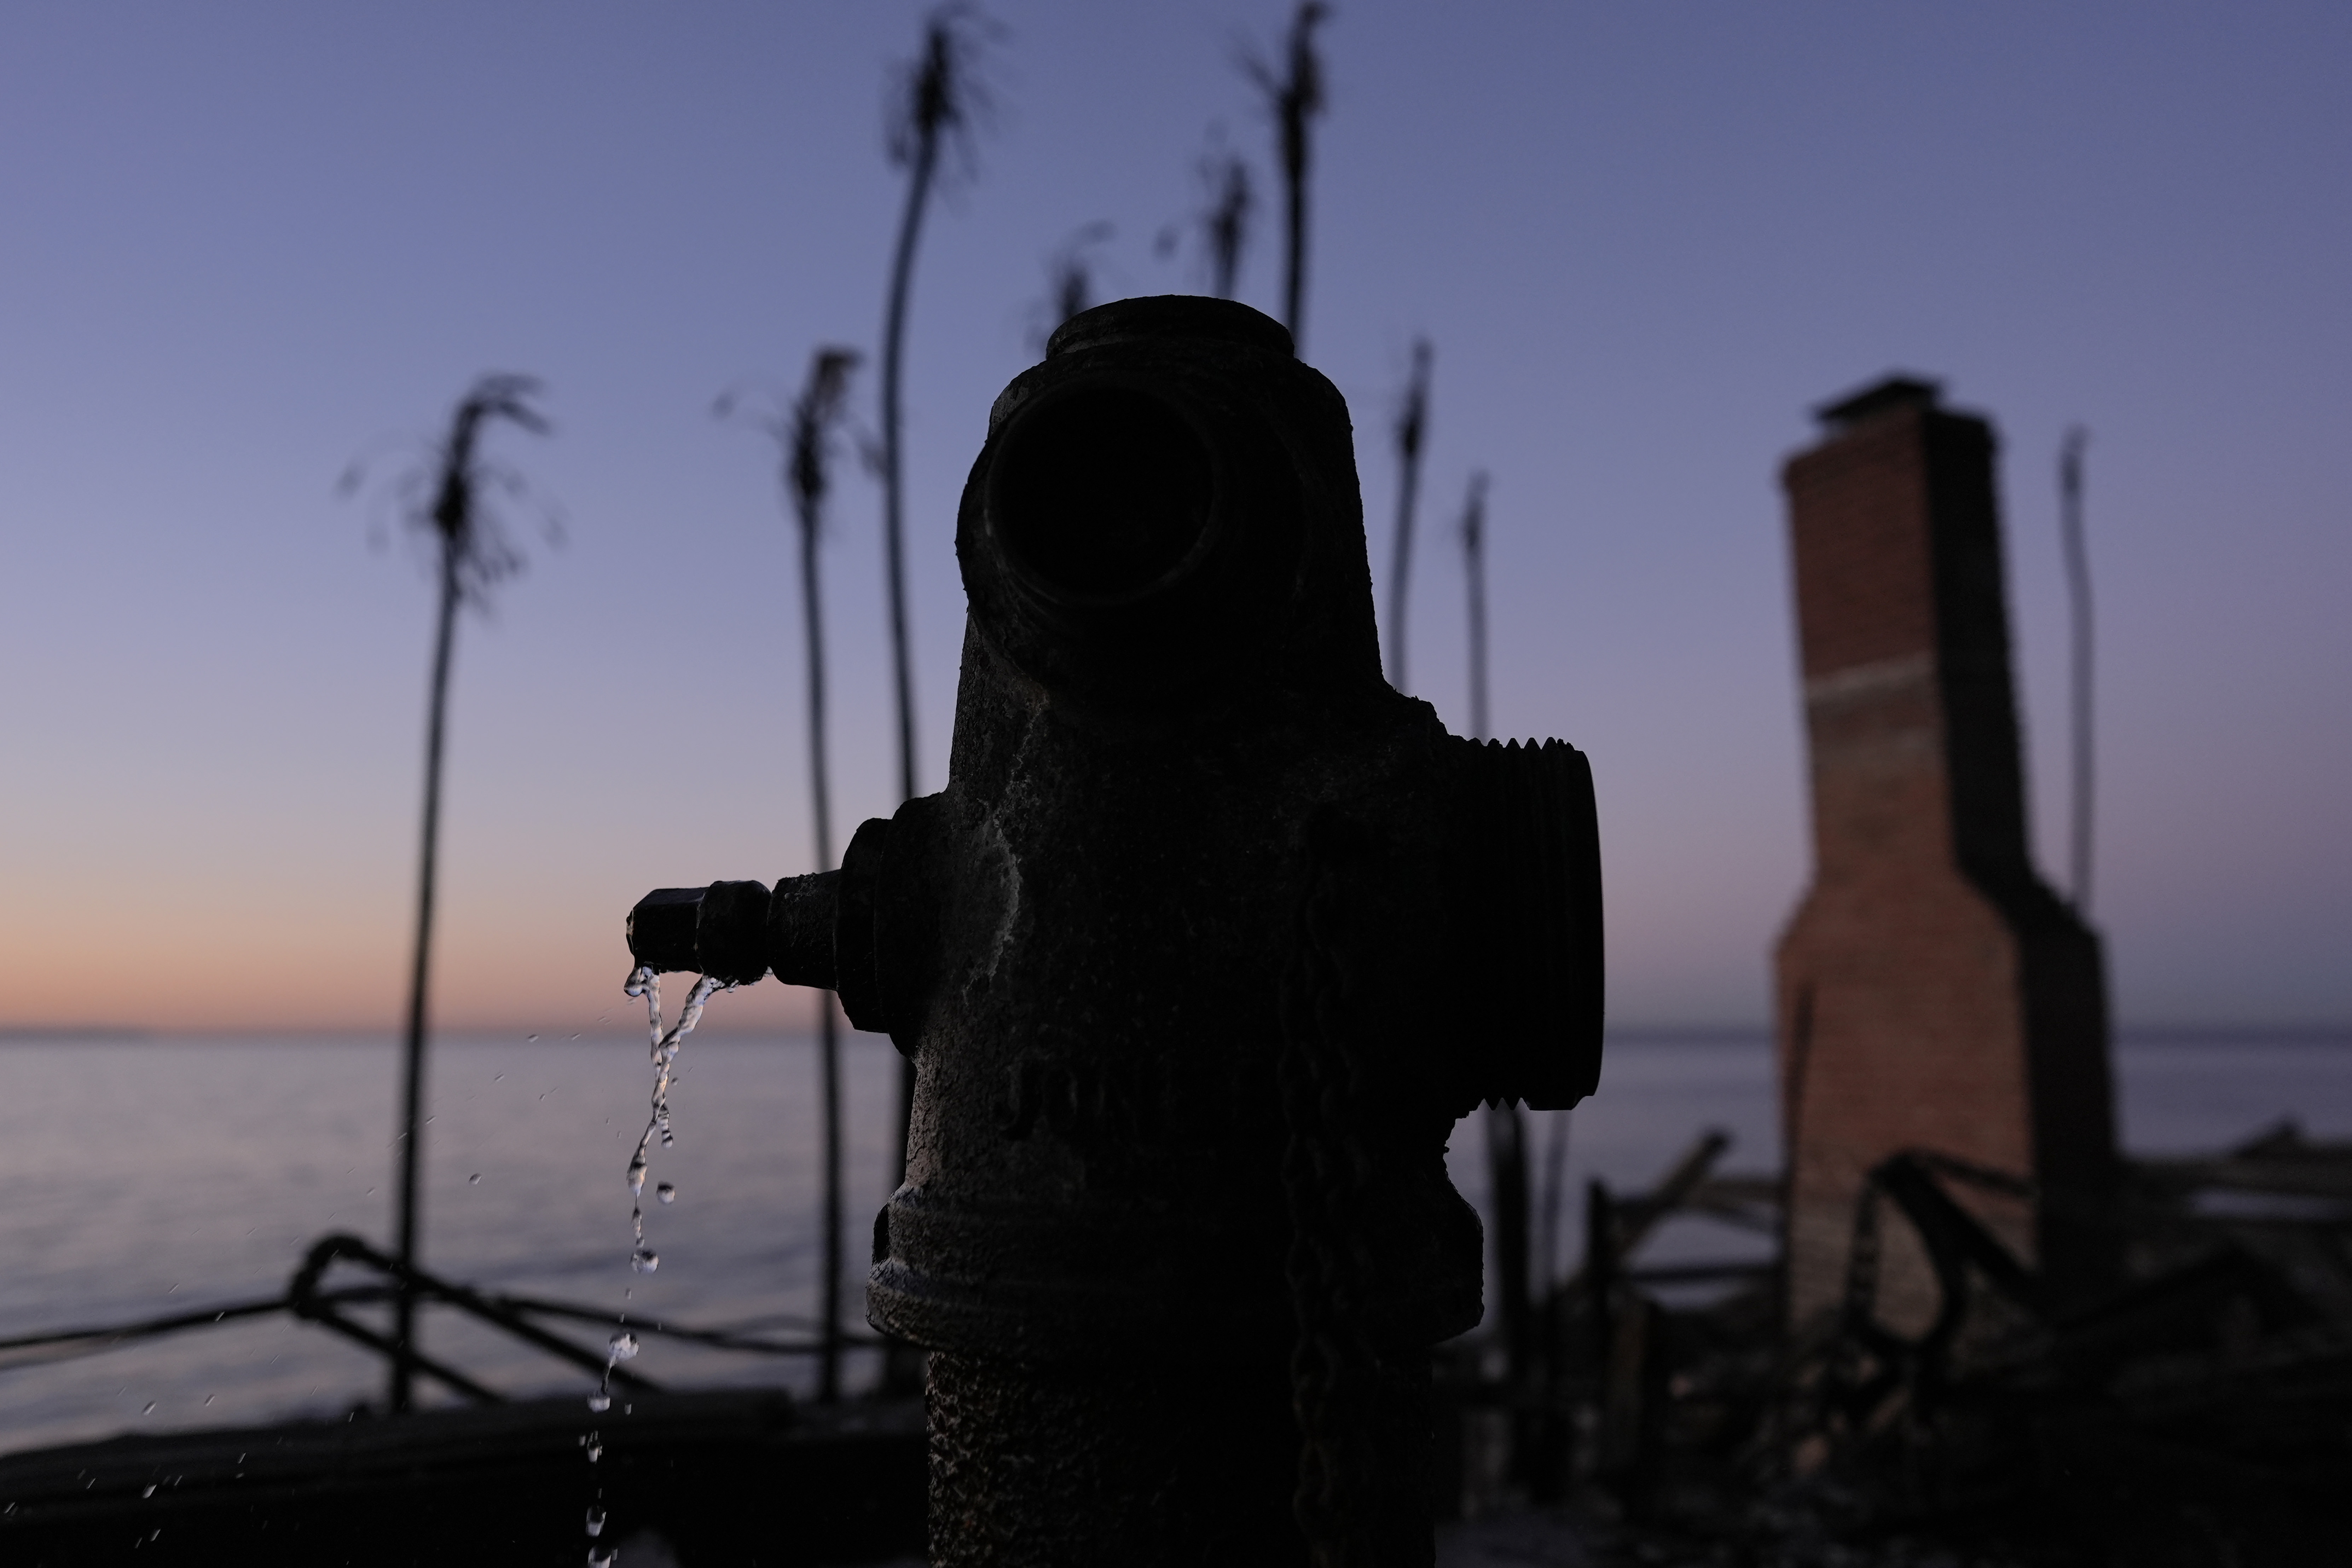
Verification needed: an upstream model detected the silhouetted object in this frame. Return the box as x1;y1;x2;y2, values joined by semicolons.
790;350;857;1405
880;3;992;1194
1246;2;1328;349
1485;1102;1531;1360
1032;221;1113;353
2060;426;2094;912
387;374;548;1414
1454;463;1537;1433
0;1388;925;1565
1776;376;2116;1332
1583;1178;1615;1379
1383;337;1431;690
1201;139;1253;300
720;349;862;1401
1534;1099;1568;1297
625;297;1604;1564
1772;1123;2352;1559
1459;471;1489;741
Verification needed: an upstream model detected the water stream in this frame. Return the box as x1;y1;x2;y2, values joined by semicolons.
583;965;728;1566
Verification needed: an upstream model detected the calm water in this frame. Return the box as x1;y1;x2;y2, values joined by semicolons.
3;1026;2347;1456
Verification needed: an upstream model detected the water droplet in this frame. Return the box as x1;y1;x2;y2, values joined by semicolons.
607;1331;639;1362
631;1249;660;1274
143;1485;156;1499
585;1439;602;1463
586;1392;611;1413
627;1157;647;1196
142;1402;156;1414
585;1505;607;1537
589;1551;616;1568
527;1033;540;1041
469;1173;482;1185
656;1182;676;1205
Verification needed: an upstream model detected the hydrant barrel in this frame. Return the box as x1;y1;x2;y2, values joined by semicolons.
626;297;1602;1565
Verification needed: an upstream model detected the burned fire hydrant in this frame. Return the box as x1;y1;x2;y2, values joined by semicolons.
628;297;1601;1566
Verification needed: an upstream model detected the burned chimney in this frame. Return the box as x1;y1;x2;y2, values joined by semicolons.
1776;376;2117;1332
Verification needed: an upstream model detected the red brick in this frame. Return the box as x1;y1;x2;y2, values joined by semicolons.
1776;380;2117;1331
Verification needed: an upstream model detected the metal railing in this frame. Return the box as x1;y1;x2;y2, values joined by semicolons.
0;1229;875;1405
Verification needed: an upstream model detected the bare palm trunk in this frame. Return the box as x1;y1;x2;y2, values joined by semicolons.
2060;429;2094;911
880;128;938;1194
1460;468;1532;1388
880;137;934;818
1462;472;1489;741
370;376;540;1416
1202;150;1251;302
1385;341;1431;689
1281;155;1308;344
795;490;845;1403
1487;1100;1533;1378
1535;1107;1570;1301
1251;3;1326;352
391;547;459;1414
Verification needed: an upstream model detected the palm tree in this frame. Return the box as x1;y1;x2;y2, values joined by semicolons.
1384;339;1432;689
1199;140;1252;300
878;5;989;1187
1459;471;1489;739
1034;221;1114;352
722;349;861;1401
1458;469;1533;1389
2060;427;2095;911
878;5;989;808
383;374;547;1414
787;351;858;1401
1245;2;1329;348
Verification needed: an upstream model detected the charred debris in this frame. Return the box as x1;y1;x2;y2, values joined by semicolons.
1437;1118;2352;1566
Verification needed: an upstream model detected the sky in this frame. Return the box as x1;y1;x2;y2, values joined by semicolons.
0;1;2346;1035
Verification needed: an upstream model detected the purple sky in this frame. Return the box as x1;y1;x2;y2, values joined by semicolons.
1;2;2345;1033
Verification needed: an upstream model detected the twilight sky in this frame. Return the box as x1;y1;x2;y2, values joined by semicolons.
1;2;2346;1034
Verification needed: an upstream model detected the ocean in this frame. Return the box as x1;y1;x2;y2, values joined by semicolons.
4;1024;2347;1457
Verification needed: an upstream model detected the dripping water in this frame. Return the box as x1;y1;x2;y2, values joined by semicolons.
580;965;726;1564
621;965;727;1275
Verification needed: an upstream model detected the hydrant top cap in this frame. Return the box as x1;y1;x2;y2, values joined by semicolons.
1047;295;1295;361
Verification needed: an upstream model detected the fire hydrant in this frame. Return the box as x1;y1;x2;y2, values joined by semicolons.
628;296;1602;1566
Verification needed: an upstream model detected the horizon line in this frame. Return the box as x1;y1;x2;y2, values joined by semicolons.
5;1020;2349;1044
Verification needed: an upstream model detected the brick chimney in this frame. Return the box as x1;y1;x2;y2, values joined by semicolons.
1776;376;2116;1332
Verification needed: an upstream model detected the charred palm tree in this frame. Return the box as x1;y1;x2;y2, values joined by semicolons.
1462;471;1556;1495
2060;427;2095;911
788;352;859;1402
1458;470;1534;1389
879;5;989;809
1384;338;1432;689
1200;141;1252;300
382;374;548;1414
1245;2;1328;348
1460;470;1490;740
879;5;989;1187
720;349;862;1401
1034;221;1113;353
